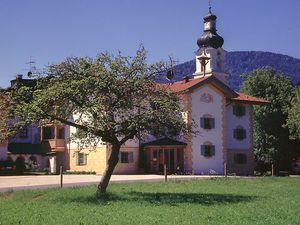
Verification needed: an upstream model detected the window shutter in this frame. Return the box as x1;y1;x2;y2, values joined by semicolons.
129;152;134;163
233;105;237;115
210;118;215;129
200;145;205;156
233;129;237;139
211;146;215;156
118;152;121;162
84;154;87;165
243;129;247;139
241;106;246;116
75;152;79;166
200;117;204;128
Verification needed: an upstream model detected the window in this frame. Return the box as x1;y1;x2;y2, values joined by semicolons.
233;105;246;117
57;127;65;139
76;152;87;165
234;127;246;140
234;153;247;164
200;144;215;157
43;127;55;140
119;152;134;163
200;117;215;129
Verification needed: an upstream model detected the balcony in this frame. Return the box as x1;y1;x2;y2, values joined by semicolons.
41;125;66;152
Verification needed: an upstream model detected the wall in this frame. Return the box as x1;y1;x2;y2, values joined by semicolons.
114;146;140;174
69;146;107;174
226;104;251;150
0;141;8;161
191;84;225;174
9;125;40;144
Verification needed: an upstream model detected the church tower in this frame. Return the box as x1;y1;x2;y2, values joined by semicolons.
193;6;228;83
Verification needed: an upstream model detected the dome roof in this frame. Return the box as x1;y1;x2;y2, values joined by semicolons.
197;10;224;49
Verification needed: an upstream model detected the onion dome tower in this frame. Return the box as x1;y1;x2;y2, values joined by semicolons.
193;5;228;84
197;7;224;49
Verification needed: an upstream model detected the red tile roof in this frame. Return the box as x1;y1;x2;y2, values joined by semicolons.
160;75;270;105
231;92;271;104
163;76;210;92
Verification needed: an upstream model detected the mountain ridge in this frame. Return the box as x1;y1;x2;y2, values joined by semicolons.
167;51;300;90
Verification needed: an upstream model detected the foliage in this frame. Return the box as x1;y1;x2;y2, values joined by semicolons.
286;87;300;140
0;178;299;225
240;67;295;169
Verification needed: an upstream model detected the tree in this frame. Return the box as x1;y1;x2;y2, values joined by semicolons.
286;87;300;158
0;47;188;193
240;67;295;171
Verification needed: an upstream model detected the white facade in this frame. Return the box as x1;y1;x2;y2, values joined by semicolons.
191;85;225;174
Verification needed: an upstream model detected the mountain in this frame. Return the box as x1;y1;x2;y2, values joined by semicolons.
166;51;300;90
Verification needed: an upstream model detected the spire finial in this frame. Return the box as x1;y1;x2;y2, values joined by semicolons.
209;0;212;13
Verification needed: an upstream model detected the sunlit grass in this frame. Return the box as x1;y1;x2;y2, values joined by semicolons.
0;177;299;225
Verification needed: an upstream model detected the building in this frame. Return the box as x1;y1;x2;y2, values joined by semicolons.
5;8;269;175
66;8;269;175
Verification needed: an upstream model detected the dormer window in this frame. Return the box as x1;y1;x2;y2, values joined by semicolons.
234;126;246;140
200;115;215;130
233;105;246;117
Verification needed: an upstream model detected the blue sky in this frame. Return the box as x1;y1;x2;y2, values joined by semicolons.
1;0;300;88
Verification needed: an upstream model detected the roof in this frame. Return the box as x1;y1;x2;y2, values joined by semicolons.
161;75;270;105
8;143;49;155
231;92;271;104
142;137;187;147
164;75;237;98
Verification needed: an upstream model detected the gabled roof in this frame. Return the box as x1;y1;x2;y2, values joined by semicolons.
164;75;237;98
161;75;270;105
142;137;187;147
231;92;271;104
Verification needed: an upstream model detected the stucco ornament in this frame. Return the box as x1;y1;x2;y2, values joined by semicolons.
200;93;214;103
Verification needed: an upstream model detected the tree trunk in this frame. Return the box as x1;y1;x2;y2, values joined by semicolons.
97;144;120;194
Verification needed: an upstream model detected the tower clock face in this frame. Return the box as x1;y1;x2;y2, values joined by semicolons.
204;21;216;31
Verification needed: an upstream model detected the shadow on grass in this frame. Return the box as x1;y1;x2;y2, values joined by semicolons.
62;191;257;206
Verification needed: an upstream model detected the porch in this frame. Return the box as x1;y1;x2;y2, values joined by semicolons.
143;137;187;174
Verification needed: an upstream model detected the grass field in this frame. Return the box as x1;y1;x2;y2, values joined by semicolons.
0;177;299;225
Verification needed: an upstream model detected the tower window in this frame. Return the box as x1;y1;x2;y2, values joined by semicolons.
200;116;215;129
234;127;246;140
200;144;215;157
233;105;246;117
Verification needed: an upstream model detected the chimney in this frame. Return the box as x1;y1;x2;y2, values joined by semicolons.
184;76;189;83
16;74;23;80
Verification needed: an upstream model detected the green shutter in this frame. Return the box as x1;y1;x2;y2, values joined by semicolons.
243;129;247;139
233;129;237;139
210;118;215;129
233;105;237;115
211;146;215;156
129;152;134;163
75;152;79;165
200;145;205;156
84;154;87;165
200;117;204;128
241;106;246;116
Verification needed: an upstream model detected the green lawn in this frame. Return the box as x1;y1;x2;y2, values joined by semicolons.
0;177;299;225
